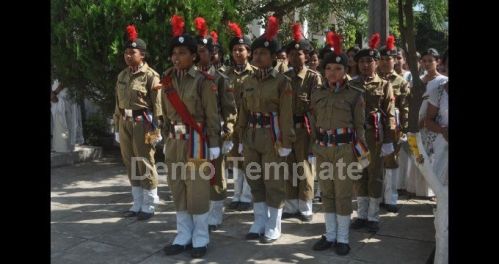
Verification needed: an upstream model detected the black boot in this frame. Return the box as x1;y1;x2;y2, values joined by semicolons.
335;242;351;255
191;245;207;258
245;232;263;240
238;202;252;211
312;235;335;251
384;204;399;213
164;243;192;255
228;201;239;210
281;212;297;219
137;211;154;220
350;218;368;229
122;210;139;217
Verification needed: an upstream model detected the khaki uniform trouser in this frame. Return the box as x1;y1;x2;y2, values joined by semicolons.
312;142;356;215
243;129;287;209
164;138;210;215
353;128;383;198
119;119;158;190
285;128;314;201
210;155;227;201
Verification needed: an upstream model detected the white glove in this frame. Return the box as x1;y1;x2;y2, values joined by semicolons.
114;132;120;143
359;156;370;169
278;147;292;157
307;155;316;165
209;147;221;160
238;143;243;155
222;140;234;154
381;143;395;157
398;133;408;143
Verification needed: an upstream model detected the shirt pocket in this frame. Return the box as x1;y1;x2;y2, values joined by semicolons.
242;87;259;110
366;88;384;111
131;76;148;103
182;85;201;115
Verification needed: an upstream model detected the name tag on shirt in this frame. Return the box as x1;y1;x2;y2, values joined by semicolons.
174;124;187;135
125;109;133;117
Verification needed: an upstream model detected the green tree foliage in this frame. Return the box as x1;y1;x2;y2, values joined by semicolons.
51;0;241;115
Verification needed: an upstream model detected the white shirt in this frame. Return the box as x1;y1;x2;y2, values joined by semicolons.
428;83;448;127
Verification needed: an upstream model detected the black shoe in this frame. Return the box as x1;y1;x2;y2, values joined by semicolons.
164;243;192;255
282;212;298;219
367;221;379;233
208;225;218;232
137;211;154;220
122;210;139;217
228;201;239;210
312;235;335;251
245;232;263;240
351;218;368;229
335;242;351;255
384;204;399;213
260;236;277;244
191;246;207;258
238;202;252;211
298;213;313;222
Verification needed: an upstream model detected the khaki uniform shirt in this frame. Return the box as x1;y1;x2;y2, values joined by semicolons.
114;63;162;123
160;66;221;147
237;68;296;148
348;74;395;143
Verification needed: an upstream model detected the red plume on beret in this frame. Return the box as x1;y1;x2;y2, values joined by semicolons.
333;33;342;55
228;21;243;38
210;31;218;44
265;16;278;41
293;23;302;42
326;31;334;48
171;15;185;37
194;17;208;37
369;33;381;49
386;34;395;50
126;24;138;42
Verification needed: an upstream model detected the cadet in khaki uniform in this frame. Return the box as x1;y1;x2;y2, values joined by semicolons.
226;21;255;211
378;36;410;213
237;16;295;244
350;33;396;233
210;31;226;72
160;15;221;258
193;17;238;232
114;24;162;220
312;31;336;202
281;23;322;222
310;33;366;255
274;48;289;73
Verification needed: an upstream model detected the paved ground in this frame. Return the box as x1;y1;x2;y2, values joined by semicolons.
51;151;436;264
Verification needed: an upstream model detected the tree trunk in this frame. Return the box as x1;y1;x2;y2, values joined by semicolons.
397;0;407;52
403;0;425;133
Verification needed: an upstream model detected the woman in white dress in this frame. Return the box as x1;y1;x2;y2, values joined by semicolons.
405;48;447;197
423;48;448;264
